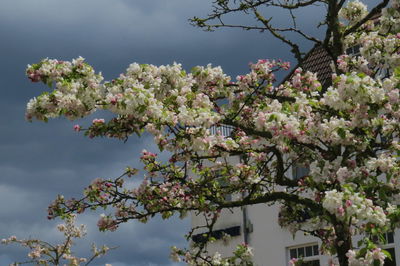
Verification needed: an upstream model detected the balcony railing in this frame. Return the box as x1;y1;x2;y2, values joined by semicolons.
209;124;235;137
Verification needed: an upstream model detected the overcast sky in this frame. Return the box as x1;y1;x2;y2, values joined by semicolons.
0;0;326;265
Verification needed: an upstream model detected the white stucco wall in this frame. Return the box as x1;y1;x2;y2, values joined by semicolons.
192;200;400;265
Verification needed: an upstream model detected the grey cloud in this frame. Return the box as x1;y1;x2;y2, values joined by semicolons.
0;176;189;265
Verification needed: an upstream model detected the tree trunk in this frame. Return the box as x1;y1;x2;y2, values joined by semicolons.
335;223;352;266
336;242;350;266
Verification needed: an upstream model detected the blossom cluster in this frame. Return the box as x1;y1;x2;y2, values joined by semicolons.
1;214;111;265
170;243;253;265
338;0;368;24
322;188;388;227
346;248;387;266
26;57;103;121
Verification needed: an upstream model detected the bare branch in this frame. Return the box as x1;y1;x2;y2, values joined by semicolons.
274;27;322;43
253;10;304;61
269;0;321;9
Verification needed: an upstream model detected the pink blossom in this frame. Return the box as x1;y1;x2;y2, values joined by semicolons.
27;70;41;82
289;258;298;265
92;118;105;124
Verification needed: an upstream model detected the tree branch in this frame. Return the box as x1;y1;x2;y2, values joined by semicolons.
221;191;323;214
253;10;304;62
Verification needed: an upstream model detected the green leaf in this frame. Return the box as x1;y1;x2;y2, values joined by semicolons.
346;76;354;84
359;247;367;256
394;67;400;78
337;128;346;139
357;72;367;78
268;114;277;122
162;211;172;219
294;103;299;112
382;249;392;260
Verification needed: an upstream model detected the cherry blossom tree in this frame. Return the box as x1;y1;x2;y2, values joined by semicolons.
17;0;400;265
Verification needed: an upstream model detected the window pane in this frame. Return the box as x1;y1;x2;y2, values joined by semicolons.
290;249;297;259
387;232;394;244
298;247;305;258
384;248;396;266
313;245;319;256
300;260;320;266
293;165;310;180
306;246;313;257
224;194;232;201
353;45;360;54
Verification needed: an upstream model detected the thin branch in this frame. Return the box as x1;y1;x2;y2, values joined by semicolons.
275;27;322;44
201;0;272;21
253;10;304;62
270;0;321;9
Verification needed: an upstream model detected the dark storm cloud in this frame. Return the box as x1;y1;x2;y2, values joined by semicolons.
0;0;314;82
0;0;326;264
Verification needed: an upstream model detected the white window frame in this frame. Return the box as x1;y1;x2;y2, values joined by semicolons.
380;232;396;266
287;243;321;266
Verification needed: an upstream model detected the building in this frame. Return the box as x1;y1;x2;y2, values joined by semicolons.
191;46;397;265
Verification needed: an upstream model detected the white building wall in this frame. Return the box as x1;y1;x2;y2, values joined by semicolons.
247;203;330;265
190;127;399;265
247;204;286;265
193;200;400;265
191;207;244;257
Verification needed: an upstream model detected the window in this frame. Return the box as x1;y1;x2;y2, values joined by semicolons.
373;232;396;265
379;133;388;144
192;226;241;243
375;67;391;79
288;243;320;266
297;261;320;266
293;165;310;180
210;124;234;137
345;43;390;79
373;231;395;245
384;232;395;244
218;177;232;201
346;44;361;56
212;169;233;201
384;247;396;266
382;232;396;266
